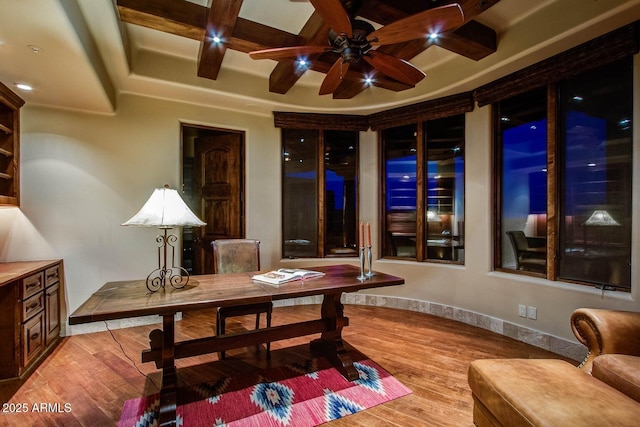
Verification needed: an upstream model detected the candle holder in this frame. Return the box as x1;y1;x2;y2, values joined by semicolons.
366;245;374;277
357;246;367;280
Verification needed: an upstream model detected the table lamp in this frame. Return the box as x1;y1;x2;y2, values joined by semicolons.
583;209;620;226
122;185;206;292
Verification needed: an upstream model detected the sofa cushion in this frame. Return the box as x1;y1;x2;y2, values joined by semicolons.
468;358;640;426
593;354;640;403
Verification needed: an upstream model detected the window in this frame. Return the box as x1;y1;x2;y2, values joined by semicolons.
497;88;548;273
282;129;359;258
496;58;633;290
382;115;465;263
558;59;633;288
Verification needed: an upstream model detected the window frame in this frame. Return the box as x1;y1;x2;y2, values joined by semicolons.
493;59;634;291
281;128;360;259
380;114;466;264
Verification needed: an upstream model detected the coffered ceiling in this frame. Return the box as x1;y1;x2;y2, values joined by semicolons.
1;0;639;116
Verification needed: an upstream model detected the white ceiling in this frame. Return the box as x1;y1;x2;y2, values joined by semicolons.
1;0;639;117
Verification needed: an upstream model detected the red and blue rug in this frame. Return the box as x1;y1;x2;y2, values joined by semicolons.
119;357;411;426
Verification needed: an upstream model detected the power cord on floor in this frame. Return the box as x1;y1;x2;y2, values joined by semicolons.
104;321;161;391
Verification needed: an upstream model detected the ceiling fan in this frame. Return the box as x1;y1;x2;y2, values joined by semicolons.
249;0;464;95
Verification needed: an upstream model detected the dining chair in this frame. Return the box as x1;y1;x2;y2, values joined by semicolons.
506;230;546;273
211;239;272;359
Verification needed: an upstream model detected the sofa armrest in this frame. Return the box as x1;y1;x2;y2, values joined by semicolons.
571;308;640;373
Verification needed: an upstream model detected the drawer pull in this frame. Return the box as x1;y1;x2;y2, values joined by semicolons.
30;332;40;341
47;272;58;280
26;302;39;311
26;281;41;289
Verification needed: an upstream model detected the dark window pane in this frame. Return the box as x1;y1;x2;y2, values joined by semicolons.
425;115;465;262
558;58;633;289
282;129;318;257
383;124;417;258
498;87;548;273
325;130;358;256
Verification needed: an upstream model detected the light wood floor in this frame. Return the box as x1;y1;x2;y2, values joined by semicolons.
0;304;575;426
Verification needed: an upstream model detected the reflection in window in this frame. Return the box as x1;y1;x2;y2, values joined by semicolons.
282;129;318;257
495;57;633;290
282;129;359;258
558;59;632;288
383;124;417;258
324;131;358;256
382;116;465;263
498;88;548;273
425;115;465;262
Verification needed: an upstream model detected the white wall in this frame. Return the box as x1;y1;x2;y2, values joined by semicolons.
0;91;638;343
0;94;281;322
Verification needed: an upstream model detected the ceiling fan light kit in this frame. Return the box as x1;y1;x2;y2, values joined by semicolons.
249;0;465;95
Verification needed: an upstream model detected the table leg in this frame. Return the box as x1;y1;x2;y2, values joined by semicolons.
310;293;358;381
154;314;178;427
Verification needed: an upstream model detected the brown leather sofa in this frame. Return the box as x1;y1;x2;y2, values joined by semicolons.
468;308;640;426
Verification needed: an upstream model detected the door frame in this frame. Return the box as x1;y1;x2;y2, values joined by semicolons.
180;123;246;274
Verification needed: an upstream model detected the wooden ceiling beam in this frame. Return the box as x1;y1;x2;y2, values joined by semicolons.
116;0;501;98
116;0;206;40
197;0;243;80
267;12;331;94
116;0;302;52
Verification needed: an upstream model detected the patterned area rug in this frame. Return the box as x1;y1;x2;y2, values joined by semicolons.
119;357;411;426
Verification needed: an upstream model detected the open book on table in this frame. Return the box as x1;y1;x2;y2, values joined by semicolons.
252;268;324;285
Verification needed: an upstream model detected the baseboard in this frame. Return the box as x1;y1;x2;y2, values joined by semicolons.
339;293;587;363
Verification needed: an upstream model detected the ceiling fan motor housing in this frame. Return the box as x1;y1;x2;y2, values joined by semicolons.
329;19;375;63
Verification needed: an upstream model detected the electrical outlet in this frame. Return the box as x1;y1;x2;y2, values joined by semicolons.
527;306;537;320
518;304;527;318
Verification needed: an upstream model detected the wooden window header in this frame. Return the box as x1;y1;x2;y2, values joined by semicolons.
274;92;474;132
273;112;369;131
368;92;474;130
474;23;639;107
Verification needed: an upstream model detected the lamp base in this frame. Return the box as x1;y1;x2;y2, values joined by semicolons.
146;266;189;292
145;228;189;293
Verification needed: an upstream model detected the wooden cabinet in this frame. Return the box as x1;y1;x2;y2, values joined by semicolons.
0;81;24;206
0;260;63;380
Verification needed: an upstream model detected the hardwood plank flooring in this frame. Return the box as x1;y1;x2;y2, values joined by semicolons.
0;304;575;426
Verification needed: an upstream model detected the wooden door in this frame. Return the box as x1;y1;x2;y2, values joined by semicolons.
193;133;244;274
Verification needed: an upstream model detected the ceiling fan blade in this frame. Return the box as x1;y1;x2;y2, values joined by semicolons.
249;45;330;60
319;58;350;95
368;4;464;46
309;0;352;37
363;51;425;86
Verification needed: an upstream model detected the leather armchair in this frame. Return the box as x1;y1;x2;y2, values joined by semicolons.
571;308;640;372
468;308;640;426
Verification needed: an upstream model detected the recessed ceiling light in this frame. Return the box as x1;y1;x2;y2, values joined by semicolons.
14;83;33;91
27;44;42;53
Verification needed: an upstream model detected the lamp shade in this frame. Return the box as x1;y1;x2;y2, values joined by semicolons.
583;209;620;226
122;186;206;228
427;210;442;222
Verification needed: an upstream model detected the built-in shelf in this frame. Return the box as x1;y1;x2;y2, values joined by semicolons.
0;81;24;206
0;123;12;134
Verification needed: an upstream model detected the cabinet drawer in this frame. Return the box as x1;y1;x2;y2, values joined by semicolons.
22;312;44;367
45;265;60;287
22;291;44;322
22;272;44;299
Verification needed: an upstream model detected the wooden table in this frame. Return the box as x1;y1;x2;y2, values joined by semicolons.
69;264;404;426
